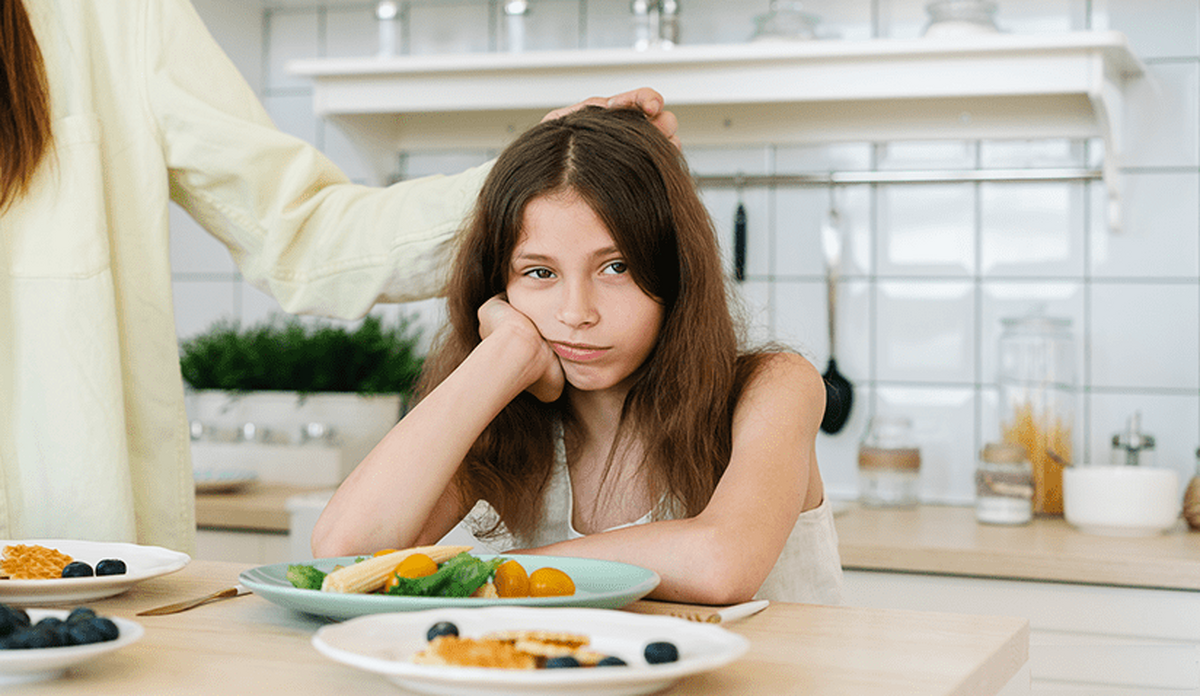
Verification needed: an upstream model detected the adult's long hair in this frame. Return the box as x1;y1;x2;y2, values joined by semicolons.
419;106;768;539
0;0;53;210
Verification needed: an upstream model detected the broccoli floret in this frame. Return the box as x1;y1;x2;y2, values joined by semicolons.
286;564;326;590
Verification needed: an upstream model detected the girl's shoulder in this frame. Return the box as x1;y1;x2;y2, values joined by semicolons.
741;350;822;387
735;350;825;416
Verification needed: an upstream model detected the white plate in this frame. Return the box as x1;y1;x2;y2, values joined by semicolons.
194;469;259;494
312;606;749;696
0;609;143;685
0;540;190;606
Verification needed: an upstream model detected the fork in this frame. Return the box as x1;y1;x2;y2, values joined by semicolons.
670;599;769;624
137;585;251;616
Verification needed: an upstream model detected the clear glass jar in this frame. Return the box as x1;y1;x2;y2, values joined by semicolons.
975;442;1033;525
858;415;921;507
922;0;998;37
998;313;1075;516
752;1;820;42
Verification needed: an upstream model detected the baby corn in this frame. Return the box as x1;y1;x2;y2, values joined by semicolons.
320;545;471;594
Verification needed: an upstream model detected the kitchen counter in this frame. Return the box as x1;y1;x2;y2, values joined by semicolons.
195;483;327;532
835;503;1200;591
21;560;1028;695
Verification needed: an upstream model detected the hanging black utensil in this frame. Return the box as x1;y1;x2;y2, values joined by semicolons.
820;195;853;434
733;202;747;282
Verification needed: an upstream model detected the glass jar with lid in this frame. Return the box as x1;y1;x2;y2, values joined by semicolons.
997;313;1075;516
857;415;921;507
975;442;1033;525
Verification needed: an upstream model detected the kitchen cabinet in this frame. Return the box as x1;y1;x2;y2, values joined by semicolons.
194;527;289;565
837;505;1200;694
194;484;327;565
289;31;1143;225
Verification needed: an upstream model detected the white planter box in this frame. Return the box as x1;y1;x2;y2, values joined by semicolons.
186;390;403;481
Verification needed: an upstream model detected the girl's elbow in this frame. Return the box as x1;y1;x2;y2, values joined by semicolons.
693;564;762;605
681;529;769;604
310;515;354;559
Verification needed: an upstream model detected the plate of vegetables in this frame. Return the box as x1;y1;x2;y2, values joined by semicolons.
238;545;661;621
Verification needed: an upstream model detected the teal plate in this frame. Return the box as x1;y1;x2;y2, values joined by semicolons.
239;555;661;621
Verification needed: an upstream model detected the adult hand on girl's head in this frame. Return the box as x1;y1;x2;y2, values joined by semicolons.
541;87;680;149
478;295;565;403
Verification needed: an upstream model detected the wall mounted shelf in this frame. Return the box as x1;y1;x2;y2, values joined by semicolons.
289;30;1143;224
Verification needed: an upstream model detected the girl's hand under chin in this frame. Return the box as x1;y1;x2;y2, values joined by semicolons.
478;295;565;403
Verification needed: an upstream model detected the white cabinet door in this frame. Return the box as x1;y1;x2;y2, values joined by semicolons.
195;529;290;566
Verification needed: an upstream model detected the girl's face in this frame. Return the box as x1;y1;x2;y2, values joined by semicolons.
506;192;664;395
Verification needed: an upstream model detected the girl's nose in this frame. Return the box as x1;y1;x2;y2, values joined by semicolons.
556;280;599;328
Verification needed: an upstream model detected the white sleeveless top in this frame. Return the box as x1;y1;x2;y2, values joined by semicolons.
467;432;845;605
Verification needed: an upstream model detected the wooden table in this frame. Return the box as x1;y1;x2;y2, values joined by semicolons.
14;560;1028;695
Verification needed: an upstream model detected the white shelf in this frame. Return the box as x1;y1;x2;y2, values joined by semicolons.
289;31;1144;224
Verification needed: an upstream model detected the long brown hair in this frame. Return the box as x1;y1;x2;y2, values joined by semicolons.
1;0;53;210
420;106;770;538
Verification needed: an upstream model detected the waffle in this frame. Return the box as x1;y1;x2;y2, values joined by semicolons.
412;635;537;670
1;544;74;580
482;629;589;651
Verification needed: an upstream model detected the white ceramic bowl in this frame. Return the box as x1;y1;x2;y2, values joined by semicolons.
1063;465;1180;537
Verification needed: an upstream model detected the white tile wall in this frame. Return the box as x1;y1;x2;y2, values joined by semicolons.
177;0;1200;503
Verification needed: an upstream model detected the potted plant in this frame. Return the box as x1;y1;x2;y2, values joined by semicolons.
180;313;424;479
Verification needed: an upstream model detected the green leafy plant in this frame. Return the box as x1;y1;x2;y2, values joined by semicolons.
179;314;424;396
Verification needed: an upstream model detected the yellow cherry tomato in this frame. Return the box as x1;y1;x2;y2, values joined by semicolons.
493;560;530;598
395;553;439;579
372;548;399;557
383;553;440;593
528;567;575;597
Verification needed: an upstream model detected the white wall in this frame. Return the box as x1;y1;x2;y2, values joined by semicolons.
176;0;1200;505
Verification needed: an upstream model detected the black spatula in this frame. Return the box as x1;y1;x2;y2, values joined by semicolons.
819;201;853;434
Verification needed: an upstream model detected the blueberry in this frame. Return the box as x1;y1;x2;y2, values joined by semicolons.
426;621;459;641
543;656;580;669
644;641;679;664
0;605;26;637
95;559;127;576
52;622;75;646
597;656;627;667
61;561;94;578
88;617;120;642
66;607;97;624
1;628;37;650
25;624;62;649
66;620;105;646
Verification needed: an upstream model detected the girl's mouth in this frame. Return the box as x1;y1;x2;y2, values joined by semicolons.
551;341;608;362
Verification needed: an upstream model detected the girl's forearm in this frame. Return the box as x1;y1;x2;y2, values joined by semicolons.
513;515;787;605
311;326;546;557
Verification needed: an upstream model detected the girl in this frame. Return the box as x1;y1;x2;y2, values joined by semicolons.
312;107;842;605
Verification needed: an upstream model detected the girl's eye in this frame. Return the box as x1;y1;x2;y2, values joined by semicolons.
603;261;628;275
525;268;555;280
